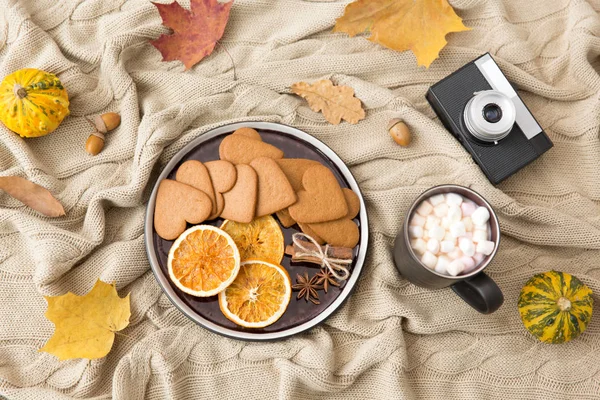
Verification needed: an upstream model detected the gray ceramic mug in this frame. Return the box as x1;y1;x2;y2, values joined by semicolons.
393;185;503;314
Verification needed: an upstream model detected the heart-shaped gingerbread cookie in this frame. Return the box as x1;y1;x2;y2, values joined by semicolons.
219;134;283;165
250;157;297;217
221;164;258;223
205;160;237;220
340;188;360;219
276;158;320;192
298;223;325;245
175;160;216;215
288;165;348;223
300;188;361;247
233;127;262;141
279;188;355;230
154;179;212;240
276;208;296;228
307;219;359;248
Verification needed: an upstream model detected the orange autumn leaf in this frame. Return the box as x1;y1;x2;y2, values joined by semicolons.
291;80;365;125
151;0;233;70
333;0;471;68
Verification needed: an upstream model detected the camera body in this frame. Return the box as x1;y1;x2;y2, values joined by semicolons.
426;53;553;184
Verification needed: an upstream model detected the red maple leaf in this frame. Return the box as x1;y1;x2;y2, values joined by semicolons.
151;0;233;70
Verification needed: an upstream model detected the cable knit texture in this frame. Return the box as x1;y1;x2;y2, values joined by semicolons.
1;0;600;398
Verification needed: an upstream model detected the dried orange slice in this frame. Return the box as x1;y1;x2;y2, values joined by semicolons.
219;260;291;328
220;215;284;264
168;225;240;297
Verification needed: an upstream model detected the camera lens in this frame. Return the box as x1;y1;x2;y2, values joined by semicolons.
463;90;516;142
482;103;502;123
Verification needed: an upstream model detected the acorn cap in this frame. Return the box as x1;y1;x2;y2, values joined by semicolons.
387;118;403;131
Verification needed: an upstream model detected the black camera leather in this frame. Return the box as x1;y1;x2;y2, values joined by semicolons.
426;57;552;185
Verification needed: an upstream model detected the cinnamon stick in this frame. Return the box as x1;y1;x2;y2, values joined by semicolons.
285;240;354;265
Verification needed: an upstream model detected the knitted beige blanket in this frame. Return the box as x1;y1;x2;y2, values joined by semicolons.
1;0;600;398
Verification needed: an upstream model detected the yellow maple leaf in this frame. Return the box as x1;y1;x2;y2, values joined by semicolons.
290;79;366;125
39;280;131;360
333;0;471;68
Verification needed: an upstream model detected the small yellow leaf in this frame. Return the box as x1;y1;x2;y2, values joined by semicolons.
291;79;365;125
39;280;131;361
333;0;471;68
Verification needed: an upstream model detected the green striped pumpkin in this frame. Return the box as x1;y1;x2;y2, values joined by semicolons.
518;271;593;344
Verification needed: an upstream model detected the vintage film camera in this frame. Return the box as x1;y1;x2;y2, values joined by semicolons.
426;54;553;184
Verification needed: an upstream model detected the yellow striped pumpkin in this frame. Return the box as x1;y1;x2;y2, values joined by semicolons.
0;68;69;137
518;271;593;344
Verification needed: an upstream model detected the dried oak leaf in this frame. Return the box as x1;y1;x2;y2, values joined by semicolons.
333;0;470;68
39;280;131;360
151;0;233;70
0;176;65;217
291;79;365;125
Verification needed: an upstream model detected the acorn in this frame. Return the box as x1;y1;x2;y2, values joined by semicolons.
85;132;106;156
93;112;121;133
85;112;121;156
388;118;411;147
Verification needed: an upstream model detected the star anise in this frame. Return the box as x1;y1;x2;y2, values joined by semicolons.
314;268;341;293
292;272;322;305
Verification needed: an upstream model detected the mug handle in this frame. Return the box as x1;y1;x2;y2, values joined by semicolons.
451;272;504;314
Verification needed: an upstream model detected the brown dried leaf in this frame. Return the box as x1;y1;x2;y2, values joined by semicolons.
0;176;65;217
291;79;366;125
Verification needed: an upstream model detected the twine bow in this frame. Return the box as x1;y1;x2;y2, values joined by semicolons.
292;233;352;281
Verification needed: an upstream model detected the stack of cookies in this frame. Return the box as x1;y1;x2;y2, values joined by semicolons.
154;127;360;248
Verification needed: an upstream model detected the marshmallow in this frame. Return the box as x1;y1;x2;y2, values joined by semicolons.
410;213;426;227
443;231;456;242
426;238;440;254
446;193;464;206
433;203;449;218
473;252;485;265
447;259;465;276
474;224;488;232
409;226;423;239
429;194;446;206
464;232;473;239
441;217;451;229
471;207;491;226
472;229;488;243
449;221;466;238
428;225;445;241
421;252;438;269
425;215;441;230
476;240;495;256
416;201;434;216
440;240;456;253
461;201;477;217
462;217;473;232
460;256;476;272
448;205;462;222
435;255;451;274
448;248;463;260
459;238;475;257
410;239;427;255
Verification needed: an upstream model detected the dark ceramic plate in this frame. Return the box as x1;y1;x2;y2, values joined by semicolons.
144;122;368;340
